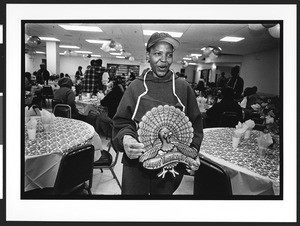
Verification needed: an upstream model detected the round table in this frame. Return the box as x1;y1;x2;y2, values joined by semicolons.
25;117;101;191
199;127;280;195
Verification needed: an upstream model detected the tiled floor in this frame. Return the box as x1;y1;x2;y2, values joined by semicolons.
91;135;194;195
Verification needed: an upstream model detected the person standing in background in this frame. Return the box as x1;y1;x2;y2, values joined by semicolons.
226;65;244;99
37;63;50;85
217;72;227;89
81;59;101;94
75;66;83;82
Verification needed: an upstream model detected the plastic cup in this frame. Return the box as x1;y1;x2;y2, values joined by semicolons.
232;136;240;148
27;128;37;140
244;130;251;139
257;146;267;158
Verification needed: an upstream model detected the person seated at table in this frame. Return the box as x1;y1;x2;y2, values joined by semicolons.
195;76;206;96
206;87;243;127
25;72;33;91
54;77;80;120
101;78;124;119
242;86;264;120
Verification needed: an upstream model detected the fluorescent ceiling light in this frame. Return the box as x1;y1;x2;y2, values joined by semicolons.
59;25;102;32
190;54;202;57
40;37;60;42
36;51;45;54
183;57;192;60
59;45;80;49
220;36;245;42
75;50;92;54
189;63;197;65
91;55;101;57
116;56;125;59
143;30;183;38
110;52;122;56
86;39;110;44
59;53;65;55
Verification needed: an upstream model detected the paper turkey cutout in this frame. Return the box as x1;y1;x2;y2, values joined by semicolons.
137;105;198;178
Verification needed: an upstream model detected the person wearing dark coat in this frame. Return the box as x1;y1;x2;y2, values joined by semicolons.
37;63;50;85
226;65;244;99
54;77;79;119
101;79;124;119
206;87;243;127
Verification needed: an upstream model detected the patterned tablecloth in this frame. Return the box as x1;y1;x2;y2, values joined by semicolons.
200;127;280;195
25;117;95;157
25;117;98;191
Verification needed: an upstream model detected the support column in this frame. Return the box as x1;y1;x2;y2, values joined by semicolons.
46;41;60;75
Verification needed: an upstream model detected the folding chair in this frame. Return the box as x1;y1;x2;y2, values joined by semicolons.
53;104;71;118
93;120;122;190
41;85;54;107
51;99;63;112
219;111;239;127
24;144;95;198
194;157;232;198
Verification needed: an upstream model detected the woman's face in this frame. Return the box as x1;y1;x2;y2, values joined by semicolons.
147;42;173;78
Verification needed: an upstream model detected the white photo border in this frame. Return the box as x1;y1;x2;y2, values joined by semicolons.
6;4;297;222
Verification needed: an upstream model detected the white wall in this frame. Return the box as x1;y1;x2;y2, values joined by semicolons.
26;54;184;80
25;54;45;74
241;48;280;96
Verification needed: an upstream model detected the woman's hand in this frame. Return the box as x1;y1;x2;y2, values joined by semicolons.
186;156;201;175
123;135;145;159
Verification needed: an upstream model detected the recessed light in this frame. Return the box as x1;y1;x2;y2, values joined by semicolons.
190;54;202;57
59;45;80;49
143;30;183;38
75;50;92;54
59;25;102;32
39;37;60;42
86;39;110;44
220;36;245;42
110;52;122;56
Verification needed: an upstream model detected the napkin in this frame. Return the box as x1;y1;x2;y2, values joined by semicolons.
239;97;247;108
233;121;248;137
27;118;37;129
25;105;41;117
41;109;55;124
256;132;273;148
243;119;255;130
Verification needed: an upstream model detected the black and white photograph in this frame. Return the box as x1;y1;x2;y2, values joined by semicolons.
4;3;297;224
